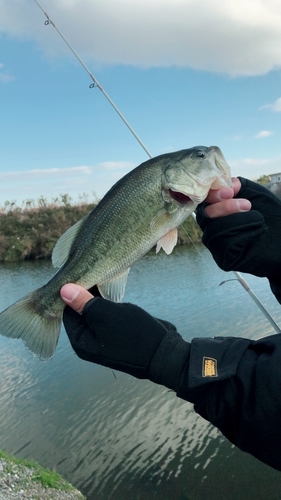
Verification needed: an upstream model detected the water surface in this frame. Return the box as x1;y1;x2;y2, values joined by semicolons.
0;246;280;499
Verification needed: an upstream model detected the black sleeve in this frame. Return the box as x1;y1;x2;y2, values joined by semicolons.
177;334;281;470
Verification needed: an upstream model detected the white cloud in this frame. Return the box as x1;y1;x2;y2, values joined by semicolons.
260;97;281;112
0;166;92;180
98;161;134;171
230;155;281;179
0;73;14;83
0;62;15;83
255;130;273;139
0;162;135;206
1;0;281;76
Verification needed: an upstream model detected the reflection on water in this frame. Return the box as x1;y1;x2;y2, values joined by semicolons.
0;247;281;499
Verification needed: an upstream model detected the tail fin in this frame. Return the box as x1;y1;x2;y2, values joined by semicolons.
0;291;62;360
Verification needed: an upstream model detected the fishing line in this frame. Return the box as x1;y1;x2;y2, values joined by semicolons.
33;0;281;333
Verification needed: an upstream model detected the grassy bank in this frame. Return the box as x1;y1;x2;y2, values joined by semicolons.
0;196;97;262
0;449;85;499
0;196;202;262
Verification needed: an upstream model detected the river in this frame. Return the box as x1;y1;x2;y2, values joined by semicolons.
0;245;281;499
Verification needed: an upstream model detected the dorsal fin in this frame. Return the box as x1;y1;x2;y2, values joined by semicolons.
52;215;88;268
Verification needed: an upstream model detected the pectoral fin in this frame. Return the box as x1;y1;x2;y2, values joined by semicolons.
150;208;170;232
97;268;131;302
52;215;89;268
156;228;178;255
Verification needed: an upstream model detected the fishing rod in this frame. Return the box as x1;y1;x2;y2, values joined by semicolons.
33;0;152;159
192;213;281;333
33;0;281;333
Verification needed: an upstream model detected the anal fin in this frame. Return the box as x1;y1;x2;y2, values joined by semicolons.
97;268;131;303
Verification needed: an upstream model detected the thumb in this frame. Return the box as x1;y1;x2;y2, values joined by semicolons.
60;283;94;314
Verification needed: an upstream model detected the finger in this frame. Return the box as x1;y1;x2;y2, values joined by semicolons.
232;177;242;196
205;186;234;204
204;198;251;218
60;284;94;315
205;177;241;204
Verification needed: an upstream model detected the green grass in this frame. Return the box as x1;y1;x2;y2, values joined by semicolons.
0;449;81;493
0;195;97;261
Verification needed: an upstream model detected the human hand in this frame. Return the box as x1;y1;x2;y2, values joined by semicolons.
196;177;281;286
61;284;190;389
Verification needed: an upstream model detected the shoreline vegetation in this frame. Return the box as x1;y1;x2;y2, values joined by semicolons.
0;194;202;262
0;449;85;499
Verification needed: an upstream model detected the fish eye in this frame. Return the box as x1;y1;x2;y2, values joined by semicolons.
196;151;205;159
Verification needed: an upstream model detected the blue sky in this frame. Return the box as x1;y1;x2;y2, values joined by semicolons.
1;0;281;207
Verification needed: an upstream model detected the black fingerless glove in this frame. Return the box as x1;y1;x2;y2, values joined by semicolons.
196;177;281;302
63;298;190;391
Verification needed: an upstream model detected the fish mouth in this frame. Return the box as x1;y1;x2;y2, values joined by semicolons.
168;189;193;204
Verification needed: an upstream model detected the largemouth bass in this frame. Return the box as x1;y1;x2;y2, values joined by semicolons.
0;146;231;360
